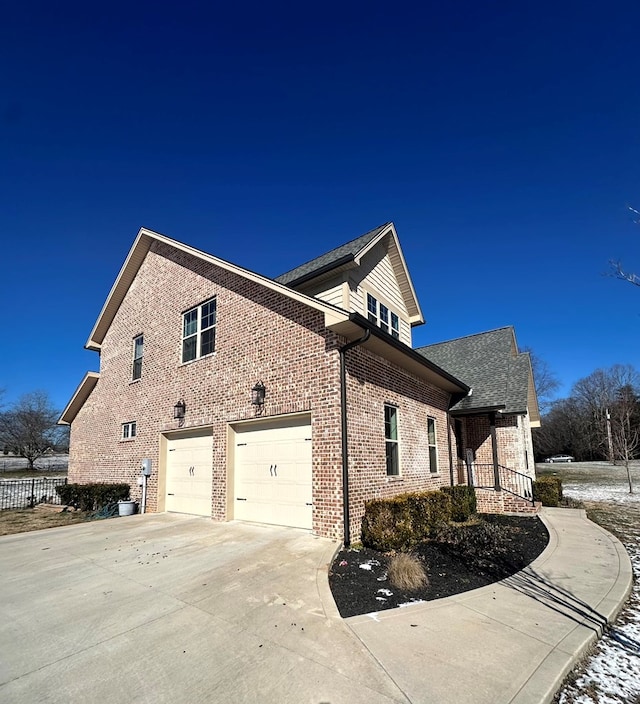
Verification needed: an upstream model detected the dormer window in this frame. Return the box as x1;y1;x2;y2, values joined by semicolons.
367;293;400;339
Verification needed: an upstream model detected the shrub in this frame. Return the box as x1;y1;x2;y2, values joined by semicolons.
361;497;414;551
388;552;429;591
407;490;452;537
361;490;452;551
56;483;130;511
532;476;563;507
439;485;477;522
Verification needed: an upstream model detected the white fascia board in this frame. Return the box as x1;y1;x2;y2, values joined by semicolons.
85;228;350;350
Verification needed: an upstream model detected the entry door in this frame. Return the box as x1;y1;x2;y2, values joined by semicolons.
166;433;213;516
234;420;312;529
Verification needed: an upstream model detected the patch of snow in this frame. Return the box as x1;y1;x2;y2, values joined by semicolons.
376;572;388;582
398;599;426;608
557;514;640;703
375;597;387;602
359;559;381;571
377;589;393;597
563;485;640;504
366;612;380;622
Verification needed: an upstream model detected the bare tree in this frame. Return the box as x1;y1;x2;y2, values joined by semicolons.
609;384;640;493
522;347;560;414
609;206;640;288
610;260;640;288
0;391;64;469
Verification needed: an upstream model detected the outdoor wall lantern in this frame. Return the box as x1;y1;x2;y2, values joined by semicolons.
173;400;186;420
251;382;266;406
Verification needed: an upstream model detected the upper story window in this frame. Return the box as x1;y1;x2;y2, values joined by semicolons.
122;421;137;440
367;293;400;339
384;404;399;476
427;417;438;473
132;335;143;381
182;297;217;363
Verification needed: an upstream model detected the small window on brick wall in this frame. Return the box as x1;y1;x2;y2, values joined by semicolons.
122;421;137;440
132;334;143;381
427;417;438;473
385;404;399;475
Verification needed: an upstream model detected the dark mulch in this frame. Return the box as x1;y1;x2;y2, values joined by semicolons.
329;514;549;618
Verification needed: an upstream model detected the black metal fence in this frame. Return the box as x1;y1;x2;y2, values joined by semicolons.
0;477;68;510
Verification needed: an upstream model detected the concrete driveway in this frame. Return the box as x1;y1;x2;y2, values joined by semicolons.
0;514;407;704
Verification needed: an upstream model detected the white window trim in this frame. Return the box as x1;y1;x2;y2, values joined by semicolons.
365;292;400;340
132;334;143;381
181;297;217;363
122;421;137;440
384;404;400;476
427;417;438;474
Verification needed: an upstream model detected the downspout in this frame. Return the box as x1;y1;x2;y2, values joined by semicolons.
489;411;501;491
339;328;371;548
446;412;454;486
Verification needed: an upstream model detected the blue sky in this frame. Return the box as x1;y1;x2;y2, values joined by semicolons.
1;0;639;413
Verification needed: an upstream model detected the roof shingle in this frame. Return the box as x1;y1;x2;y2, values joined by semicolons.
275;223;390;286
417;327;531;414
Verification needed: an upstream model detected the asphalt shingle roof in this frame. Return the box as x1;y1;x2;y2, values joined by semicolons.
417;327;531;414
275;223;390;286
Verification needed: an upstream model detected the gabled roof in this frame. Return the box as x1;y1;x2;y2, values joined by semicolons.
276;222;424;325
416;327;540;424
85;228;352;351
58;372;99;425
276;223;390;286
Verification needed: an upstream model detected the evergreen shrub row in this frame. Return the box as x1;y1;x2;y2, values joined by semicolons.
55;483;131;511
361;485;477;551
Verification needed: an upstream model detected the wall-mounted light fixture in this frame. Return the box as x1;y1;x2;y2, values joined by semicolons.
251;382;266;406
173;400;186;420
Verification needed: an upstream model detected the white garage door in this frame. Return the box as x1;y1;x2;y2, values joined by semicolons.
166;432;213;516
233;418;312;529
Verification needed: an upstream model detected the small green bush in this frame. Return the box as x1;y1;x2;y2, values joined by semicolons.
361;490;452;551
56;483;130;511
532;476;563;507
361;497;414;551
407;490;452;537
440;485;477;522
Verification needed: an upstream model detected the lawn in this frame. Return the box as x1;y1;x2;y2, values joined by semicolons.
0;506;87;536
537;462;640;704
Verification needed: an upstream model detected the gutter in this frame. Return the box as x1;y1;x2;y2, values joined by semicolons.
348;313;470;393
339;327;371;548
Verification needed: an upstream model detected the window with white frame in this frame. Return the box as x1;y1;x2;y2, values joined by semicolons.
385;404;399;476
132;334;143;380
122;421;137;439
182;297;217;363
427;417;438;473
366;293;400;339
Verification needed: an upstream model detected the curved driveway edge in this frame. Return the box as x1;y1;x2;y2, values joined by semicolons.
345;507;633;704
0;515;408;704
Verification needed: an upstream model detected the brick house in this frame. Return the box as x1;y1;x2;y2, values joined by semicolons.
59;223;540;542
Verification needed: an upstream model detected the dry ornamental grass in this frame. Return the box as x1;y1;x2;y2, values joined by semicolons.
388;552;429;591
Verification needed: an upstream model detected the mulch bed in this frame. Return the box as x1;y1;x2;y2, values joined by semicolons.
329;515;549;618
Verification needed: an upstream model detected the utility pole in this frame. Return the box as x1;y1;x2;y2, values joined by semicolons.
606;408;614;464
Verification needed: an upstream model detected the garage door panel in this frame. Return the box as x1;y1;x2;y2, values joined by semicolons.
166;434;213;517
234;420;312;529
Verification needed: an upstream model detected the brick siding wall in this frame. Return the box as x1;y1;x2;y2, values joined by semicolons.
343;345;452;542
